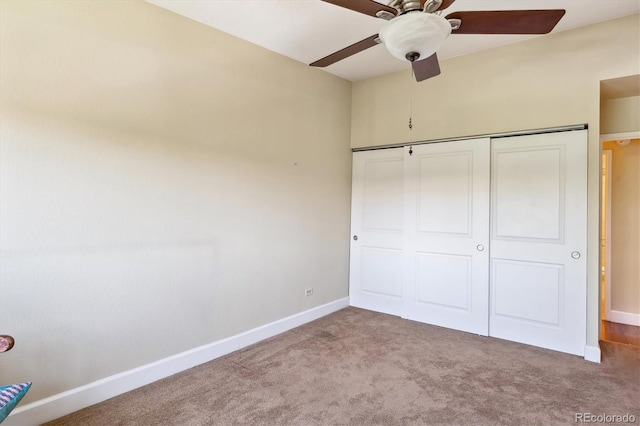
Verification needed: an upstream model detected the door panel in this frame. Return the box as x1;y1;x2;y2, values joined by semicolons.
350;149;404;316
493;147;563;241
360;247;403;297
489;130;587;356
416;252;471;310
403;138;491;335
417;153;472;235
492;259;563;325
363;160;404;231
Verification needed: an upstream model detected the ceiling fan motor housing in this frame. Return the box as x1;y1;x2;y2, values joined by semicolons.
379;12;452;62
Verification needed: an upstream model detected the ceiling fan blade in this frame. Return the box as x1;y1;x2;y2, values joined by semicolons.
446;10;566;34
321;0;398;18
412;54;441;82
310;34;380;67
421;0;456;12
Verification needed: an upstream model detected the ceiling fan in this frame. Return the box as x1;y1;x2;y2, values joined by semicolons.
310;0;566;81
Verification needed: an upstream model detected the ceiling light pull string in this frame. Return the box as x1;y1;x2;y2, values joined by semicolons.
408;66;414;156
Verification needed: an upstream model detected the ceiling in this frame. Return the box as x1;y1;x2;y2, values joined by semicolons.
147;0;640;82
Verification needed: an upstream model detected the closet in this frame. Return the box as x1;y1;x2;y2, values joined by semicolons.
349;130;587;356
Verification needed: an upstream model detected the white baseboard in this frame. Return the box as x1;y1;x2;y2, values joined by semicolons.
6;297;350;426
584;344;601;363
609;310;640;327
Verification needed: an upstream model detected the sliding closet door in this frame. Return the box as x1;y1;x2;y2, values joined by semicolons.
350;148;404;316
403;139;491;335
489;130;587;355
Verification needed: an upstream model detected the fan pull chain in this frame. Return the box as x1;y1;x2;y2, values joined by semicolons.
408;65;414;156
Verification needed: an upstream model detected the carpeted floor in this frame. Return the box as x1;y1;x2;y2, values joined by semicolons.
45;307;639;425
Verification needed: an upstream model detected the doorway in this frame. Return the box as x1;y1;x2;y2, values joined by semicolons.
600;134;640;347
601;149;612;322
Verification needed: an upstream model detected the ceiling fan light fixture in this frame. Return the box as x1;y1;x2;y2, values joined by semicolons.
379;12;451;62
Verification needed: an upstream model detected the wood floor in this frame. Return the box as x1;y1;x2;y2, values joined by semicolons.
602;320;640;346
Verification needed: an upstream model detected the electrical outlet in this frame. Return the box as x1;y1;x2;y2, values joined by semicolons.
305;288;313;296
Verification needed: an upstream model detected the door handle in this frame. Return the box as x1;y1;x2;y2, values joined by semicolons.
353;235;358;241
571;251;581;259
476;244;485;252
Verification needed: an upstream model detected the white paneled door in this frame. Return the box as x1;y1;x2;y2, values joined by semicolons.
350;148;405;316
349;130;587;356
403;138;491;335
489;130;587;355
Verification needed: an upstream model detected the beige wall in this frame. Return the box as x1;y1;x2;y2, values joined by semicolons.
603;140;640;316
0;1;352;403
351;14;640;348
601;96;640;134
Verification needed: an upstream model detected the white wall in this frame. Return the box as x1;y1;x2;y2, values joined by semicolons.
351;14;640;349
0;1;352;403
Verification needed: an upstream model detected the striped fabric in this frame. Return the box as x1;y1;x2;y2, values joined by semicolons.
0;382;31;423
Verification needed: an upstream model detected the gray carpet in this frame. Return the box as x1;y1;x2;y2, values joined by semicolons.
45;307;639;425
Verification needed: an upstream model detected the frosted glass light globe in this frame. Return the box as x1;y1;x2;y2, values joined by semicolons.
379;12;452;62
